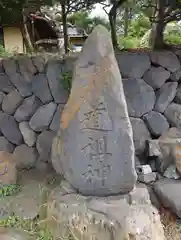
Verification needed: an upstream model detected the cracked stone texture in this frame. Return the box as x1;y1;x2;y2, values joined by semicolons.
46;181;165;240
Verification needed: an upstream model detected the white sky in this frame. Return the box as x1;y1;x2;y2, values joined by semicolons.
90;3;110;19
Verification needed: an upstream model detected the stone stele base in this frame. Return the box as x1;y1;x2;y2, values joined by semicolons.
47;180;165;240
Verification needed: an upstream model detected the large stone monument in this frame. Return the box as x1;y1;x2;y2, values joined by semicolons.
50;25;165;239
52;25;137;196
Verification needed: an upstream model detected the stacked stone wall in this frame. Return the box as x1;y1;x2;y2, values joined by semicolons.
1;50;181;169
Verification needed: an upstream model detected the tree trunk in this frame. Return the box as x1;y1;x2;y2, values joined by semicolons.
21;12;34;52
61;2;69;54
109;5;118;48
124;6;129;37
149;22;166;49
149;0;166;50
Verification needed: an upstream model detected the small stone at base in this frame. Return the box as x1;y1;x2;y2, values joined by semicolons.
138;172;157;183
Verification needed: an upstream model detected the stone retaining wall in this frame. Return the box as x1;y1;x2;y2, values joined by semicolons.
0;50;181;170
0;55;69;170
115;50;181;163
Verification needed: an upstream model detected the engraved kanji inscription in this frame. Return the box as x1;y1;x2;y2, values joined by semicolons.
81;136;112;185
80;101;113;131
82;164;111;185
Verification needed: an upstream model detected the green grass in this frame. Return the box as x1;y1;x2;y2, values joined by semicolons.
0;215;53;240
0;184;21;198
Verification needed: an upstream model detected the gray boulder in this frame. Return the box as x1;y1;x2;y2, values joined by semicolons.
164;103;181;128
52;25;137;196
154;82;177;113
123;78;155;117
14;95;40;122
9;73;32;97
150;51;180;72
130;117;151;155
143;66;170;89
0;91;5;105
36;130;55;162
170;67;181;81
116;52;151;78
0;136;15;153
154;179;181;218
2;89;23;115
19;121;37;147
3;58;17;75
13;144;38;169
31;56;46;73
17;56;37;82
49;104;63;132
0;73;15;93
29;102;57;132
143;111;169;137
46;60;69;104
174;84;181;104
31;73;53;104
0;112;22;145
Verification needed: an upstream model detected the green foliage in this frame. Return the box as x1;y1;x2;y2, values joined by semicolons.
118;36;140;49
0;184;21;197
129;14;150;37
61;71;73;93
164;32;181;45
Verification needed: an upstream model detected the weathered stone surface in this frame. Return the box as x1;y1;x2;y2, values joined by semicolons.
159;127;181;140
147;138;181;173
170;67;181;81
0;73;15;93
31;73;53;104
143;66;170;89
47;182;164;240
14;95;40;122
29;102;56;132
0;113;22;145
150;51;180;72
3;58;17;75
49;104;63;132
164;103;181;128
52;26;137;196
19;121;37;147
17;56;37;82
46;60;69;103
174;84;181;104
0;137;14;153
138;172;157;183
143;111;169;137
9;73;32;97
123;78;155;117
0;228;33;240
0;151;17;185
154;82;177;113
154;178;181;218
116;52;151;78
13;144;38;169
172;144;181;176
32;56;45;72
36;130;55;162
130;117;151;155
2;90;23;115
163;164;180;179
0;92;5;105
